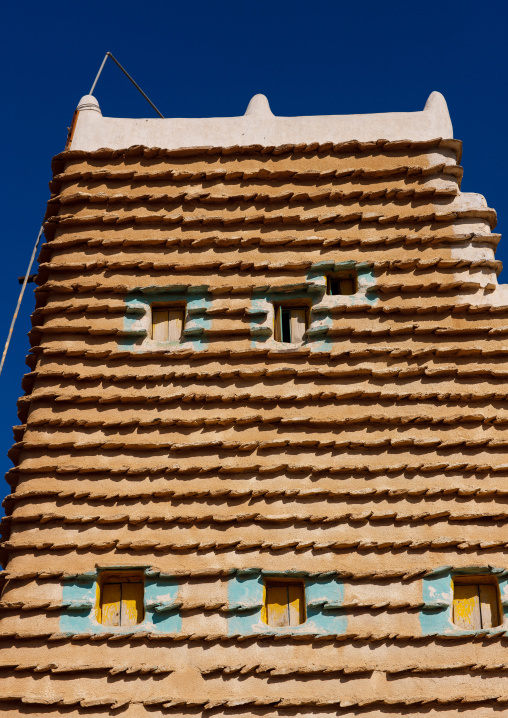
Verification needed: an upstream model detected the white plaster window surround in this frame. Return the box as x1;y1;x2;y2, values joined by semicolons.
420;567;508;636
249;297;332;348
249;266;378;348
308;263;376;304
273;303;310;345
251;299;310;348
123;290;211;351
309;267;379;327
128;303;187;350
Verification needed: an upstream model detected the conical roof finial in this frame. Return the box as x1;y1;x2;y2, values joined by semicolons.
424;91;448;114
244;94;273;117
76;95;102;115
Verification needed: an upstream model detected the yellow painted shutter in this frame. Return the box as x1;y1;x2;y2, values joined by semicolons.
453;584;481;629
290;308;307;343
274;306;282;342
152;308;169;341
101;583;121;626
339;277;355;295
167;309;184;342
121;582;144;626
266;583;305;627
479;584;499;628
287;583;305;625
266;584;289;627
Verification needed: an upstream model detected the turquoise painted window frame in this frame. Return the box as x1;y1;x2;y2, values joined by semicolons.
227;570;347;635
121;285;212;352
420;566;508;636
60;568;181;635
249;261;378;349
120;263;377;352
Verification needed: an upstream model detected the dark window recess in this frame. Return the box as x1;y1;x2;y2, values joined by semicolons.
274;305;309;343
327;274;357;296
281;308;291;343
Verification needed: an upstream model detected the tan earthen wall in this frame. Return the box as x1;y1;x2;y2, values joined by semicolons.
1;132;507;717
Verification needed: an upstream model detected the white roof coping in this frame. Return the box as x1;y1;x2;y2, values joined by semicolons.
69;92;453;152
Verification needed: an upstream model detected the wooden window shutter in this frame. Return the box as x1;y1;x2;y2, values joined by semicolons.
152;307;185;341
327;273;357;296
265;582;305;627
479;584;499;628
453;581;500;629
121;582;144;626
273;305;308;343
287;583;305;625
100;581;144;626
101;583;122;626
453;584;482;629
274;305;282;342
266;583;288;627
290;308;308;343
167;309;184;342
339;277;355;295
152;308;169;341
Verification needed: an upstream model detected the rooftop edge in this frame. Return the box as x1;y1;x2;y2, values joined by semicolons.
68;92;453;152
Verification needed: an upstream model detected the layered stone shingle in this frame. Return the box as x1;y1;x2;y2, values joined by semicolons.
1;92;507;716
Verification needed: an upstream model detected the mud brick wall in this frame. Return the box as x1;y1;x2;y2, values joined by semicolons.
1;135;508;716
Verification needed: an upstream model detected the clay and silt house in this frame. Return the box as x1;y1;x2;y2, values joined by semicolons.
0;91;507;716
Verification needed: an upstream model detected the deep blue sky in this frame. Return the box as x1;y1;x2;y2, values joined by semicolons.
0;0;506;516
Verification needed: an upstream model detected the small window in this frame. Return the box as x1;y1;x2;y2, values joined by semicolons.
151;306;185;342
453;576;501;629
274;305;309;343
263;580;305;627
98;573;144;627
327;272;357;296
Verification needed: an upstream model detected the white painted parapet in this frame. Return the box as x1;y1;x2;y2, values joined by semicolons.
69;92;453;152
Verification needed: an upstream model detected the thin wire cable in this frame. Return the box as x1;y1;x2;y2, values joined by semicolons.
89;53;108;95
0;225;44;377
0;54;164;377
89;52;165;118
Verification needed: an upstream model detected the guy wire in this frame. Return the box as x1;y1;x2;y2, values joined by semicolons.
90;52;165;118
0;53;165;377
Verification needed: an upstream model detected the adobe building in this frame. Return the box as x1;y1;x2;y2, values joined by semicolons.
0;90;507;717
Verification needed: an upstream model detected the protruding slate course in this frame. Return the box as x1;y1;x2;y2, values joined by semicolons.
1;92;508;716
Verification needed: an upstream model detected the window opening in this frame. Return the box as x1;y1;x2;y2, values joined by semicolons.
151;306;185;342
327;272;357;296
274;305;309;343
453;576;501;629
264;580;305;627
98;573;144;627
